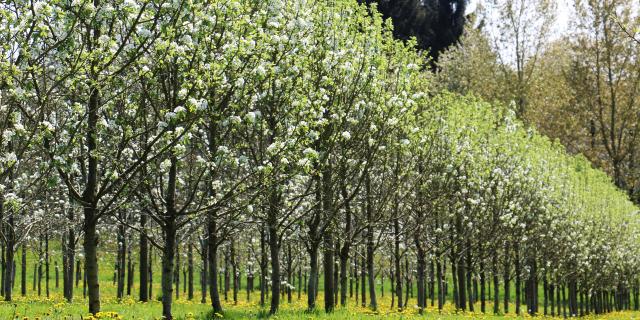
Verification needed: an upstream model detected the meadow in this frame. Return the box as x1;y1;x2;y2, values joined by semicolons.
1;248;638;320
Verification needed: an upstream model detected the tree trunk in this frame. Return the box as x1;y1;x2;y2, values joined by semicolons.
201;238;208;304
365;174;376;311
437;258;444;310
127;240;133;296
339;181;351;307
83;207;100;314
4;214;14;301
259;225;267;307
83;65;101;315
76;260;81;288
416;244;426;312
457;253;467;311
231;241;238;304
64;216;75;302
161;219;177;320
480;258;486;313
139;213;149;302
466;241;474;312
355;258;359;304
286;244;292;303
361;250;366;307
207;215;223;313
175;244;180;300
503;242;510;314
322;166;335;313
366;240;377;310
223;248;229;301
394;217;403;310
149;246;153;299
268;210;280;315
188;241;194;300
429;260;435;307
45;232;49;298
117;217;126;299
493;253;499;314
514;242;521;315
20;244;26;297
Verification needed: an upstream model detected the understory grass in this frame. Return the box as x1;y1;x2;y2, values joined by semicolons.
1;292;639;319
3;244;638;319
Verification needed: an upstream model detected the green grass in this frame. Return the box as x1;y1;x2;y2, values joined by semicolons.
1;244;638;319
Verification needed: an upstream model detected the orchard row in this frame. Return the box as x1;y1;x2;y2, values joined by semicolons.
0;0;638;319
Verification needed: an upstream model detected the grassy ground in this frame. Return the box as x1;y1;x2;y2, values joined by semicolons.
2;245;639;319
1;291;640;319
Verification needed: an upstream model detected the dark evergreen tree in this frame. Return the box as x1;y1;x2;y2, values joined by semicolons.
361;0;467;67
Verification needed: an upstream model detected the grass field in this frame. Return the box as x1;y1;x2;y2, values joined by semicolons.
1;292;640;319
1;247;638;319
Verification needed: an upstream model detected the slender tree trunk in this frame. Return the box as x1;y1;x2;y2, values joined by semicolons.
175;244;180;300
355;258;359;304
33;256;37;293
64;215;75;302
83;206;100;314
45;232;49;298
391;269;395;309
188;241;194;300
514;242;521;315
161;219;177;320
437;257;444;310
83;64;102;314
323;167;335;313
416;245;426;313
3;214;14;301
551;284;556;316
544;275;549;315
333;242;339;304
466;241;474;312
232;241;238;304
529;257;538;315
259;225;267;307
365;173;376;311
361;249;366;307
207;214;223;313
339;180;351;307
20;244;26;297
430;260;435;307
454;216;466;311
117;217;126;299
286;244;292;303
223;248;228;301
394;218;403;310
83;263;87;298
149;246;153;299
139;213;149;302
480;258;486;313
366;235;376;311
404;256;410;304
127;240;133;296
76;260;81;288
201;238;208;304
267;188;281;315
562;285;567;318
457;252;467;311
493;253;499;314
503;242;510;314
